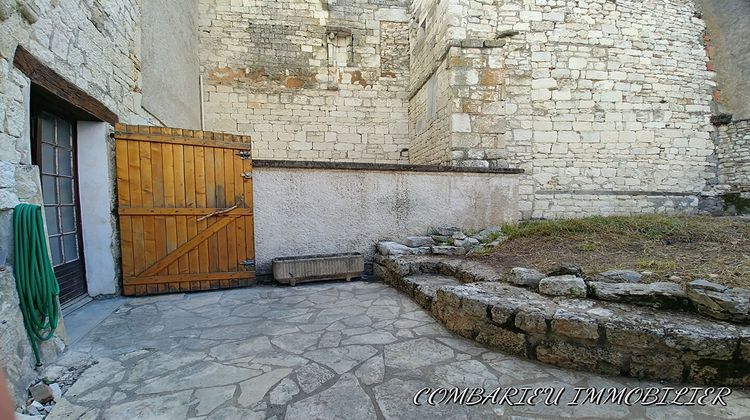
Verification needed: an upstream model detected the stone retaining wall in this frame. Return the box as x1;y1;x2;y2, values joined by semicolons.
375;255;750;386
252;162;519;273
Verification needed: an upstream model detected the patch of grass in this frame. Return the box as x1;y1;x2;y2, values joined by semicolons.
463;228;480;236
499;215;739;243
475;215;750;289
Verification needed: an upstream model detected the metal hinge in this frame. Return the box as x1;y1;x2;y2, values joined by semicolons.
235;150;252;160
241;259;255;268
240;171;253;180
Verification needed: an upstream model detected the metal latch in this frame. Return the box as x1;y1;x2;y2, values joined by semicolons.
241;259;255;268
235;150;252;160
241;171;253;180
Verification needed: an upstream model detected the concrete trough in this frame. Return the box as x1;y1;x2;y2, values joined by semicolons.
272;252;364;286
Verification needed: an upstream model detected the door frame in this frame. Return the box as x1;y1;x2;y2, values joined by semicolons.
30;107;89;303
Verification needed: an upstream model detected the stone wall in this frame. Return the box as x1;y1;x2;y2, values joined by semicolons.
406;0;717;219
141;0;201;129
251;161;520;273
198;0;412;163
376;255;750;386
717;120;750;192
0;0;195;405
408;63;451;164
697;0;750;121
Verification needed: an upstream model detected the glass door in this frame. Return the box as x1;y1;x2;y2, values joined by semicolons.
34;111;87;304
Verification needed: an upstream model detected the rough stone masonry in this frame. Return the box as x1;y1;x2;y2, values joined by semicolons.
0;0;195;406
200;0;750;219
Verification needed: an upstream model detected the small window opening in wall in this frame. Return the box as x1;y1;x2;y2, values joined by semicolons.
327;30;353;68
326;29;354;87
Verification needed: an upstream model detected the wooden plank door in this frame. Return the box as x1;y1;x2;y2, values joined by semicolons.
114;125;255;296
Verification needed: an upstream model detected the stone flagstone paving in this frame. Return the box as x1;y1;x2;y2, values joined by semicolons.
47;280;750;419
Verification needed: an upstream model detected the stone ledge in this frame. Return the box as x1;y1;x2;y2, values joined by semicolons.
374;254;750;386
253;160;524;174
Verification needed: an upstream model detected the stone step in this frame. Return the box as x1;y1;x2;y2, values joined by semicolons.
375;254;750;386
396;274;461;310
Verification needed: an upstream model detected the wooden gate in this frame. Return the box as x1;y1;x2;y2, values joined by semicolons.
114;125;255;296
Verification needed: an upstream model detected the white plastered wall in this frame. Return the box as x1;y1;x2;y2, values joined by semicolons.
77;122;118;296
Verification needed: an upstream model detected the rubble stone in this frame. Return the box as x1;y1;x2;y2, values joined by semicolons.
431;246;466;256
589;281;688;309
687;280;750;323
402;236;434;248
28;383;53;404
510;267;545;288
377;254;750;386
547;263;584;278
592;270;643;283
538;275;587;298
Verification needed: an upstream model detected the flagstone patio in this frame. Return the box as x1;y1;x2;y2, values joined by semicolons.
46;280;750;419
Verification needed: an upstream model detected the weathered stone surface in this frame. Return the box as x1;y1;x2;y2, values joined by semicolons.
431;245;466;256
455;237;480;248
268;378;299;405
474;226;501;242
295;363;335;394
435;227;461;236
354;354;384;385
687;280;750;323
547;263;584;277
538;275;587;298
285;374;376;420
305;345;378;375
38;269;750;420
103;390;193;420
29;383;53;404
664;325;738;360
592;270;643;283
238;368;292;407
402;236;434;247
194;385;236;416
138;361;260;395
629;353;683;382
431;235;452;244
379;254;750;386
590;281;687;309
400;274;460;310
551;309;599;340
602;319;665;350
475;327;526;356
384;338;454;370
514;306;553;335
510;267;546;288
376;241;415;256
536;341;624;376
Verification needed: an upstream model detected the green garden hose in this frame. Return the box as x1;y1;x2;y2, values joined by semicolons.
13;204;60;366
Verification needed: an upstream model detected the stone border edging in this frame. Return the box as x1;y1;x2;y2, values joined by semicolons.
374;254;750;386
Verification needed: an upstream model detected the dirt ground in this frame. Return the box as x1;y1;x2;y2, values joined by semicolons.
473;215;750;289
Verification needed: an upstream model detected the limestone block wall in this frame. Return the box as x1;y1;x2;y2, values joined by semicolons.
717;120;750;192
0;0;197;405
407;0;717;219
198;0;412;163
408;63;451;165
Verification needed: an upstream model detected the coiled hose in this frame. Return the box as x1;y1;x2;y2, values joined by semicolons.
13;204;60;366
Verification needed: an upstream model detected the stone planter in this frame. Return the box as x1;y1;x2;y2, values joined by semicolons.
272;253;364;286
